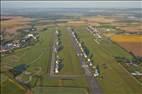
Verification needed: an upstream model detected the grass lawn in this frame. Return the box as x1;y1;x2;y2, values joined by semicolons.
1;79;26;94
41;75;88;88
41;26;88;89
1;26;89;94
32;87;88;94
75;25;142;94
1;27;54;93
1;28;53;72
0;74;8;83
3;25;140;94
57;26;83;75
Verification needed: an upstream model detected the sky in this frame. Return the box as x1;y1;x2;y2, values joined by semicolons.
1;1;142;9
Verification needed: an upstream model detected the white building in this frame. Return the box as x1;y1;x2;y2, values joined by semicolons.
26;34;37;40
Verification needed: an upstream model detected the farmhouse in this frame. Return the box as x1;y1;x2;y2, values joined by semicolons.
0;47;9;53
4;43;13;49
22;27;37;33
106;29;110;32
13;40;20;48
20;33;39;47
25;34;37;40
22;34;36;42
0;42;15;53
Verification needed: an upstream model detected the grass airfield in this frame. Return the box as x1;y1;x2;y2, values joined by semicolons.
1;25;142;94
75;25;142;94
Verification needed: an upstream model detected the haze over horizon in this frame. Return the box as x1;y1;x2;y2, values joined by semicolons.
1;1;142;9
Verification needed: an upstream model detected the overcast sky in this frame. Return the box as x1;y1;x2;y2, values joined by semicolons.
1;1;142;9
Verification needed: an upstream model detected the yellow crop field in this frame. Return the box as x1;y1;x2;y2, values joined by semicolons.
111;35;142;56
111;35;142;42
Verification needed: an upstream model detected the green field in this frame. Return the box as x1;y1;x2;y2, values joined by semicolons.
1;26;88;94
33;87;88;94
1;29;53;70
75;25;142;94
1;79;26;94
1;25;142;94
41;26;88;89
58;27;83;75
1;27;54;94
